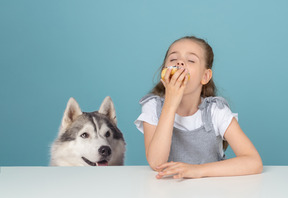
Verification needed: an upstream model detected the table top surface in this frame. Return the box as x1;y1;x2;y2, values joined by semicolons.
0;166;287;198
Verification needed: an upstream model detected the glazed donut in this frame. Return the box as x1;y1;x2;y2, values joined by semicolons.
161;66;190;80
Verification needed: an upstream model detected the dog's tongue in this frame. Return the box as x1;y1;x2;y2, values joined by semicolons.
97;160;108;166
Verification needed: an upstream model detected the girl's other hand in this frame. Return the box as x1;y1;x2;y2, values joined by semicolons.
161;68;189;110
155;161;203;179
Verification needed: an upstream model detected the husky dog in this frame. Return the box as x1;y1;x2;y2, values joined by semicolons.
50;96;126;166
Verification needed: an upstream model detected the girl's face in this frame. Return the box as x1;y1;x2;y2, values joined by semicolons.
164;39;212;96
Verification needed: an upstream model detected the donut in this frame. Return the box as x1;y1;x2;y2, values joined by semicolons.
161;66;190;80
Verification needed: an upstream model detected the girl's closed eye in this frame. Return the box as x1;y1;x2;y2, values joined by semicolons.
170;59;177;62
188;60;195;63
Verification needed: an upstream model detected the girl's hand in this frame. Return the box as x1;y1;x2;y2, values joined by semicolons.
155;161;203;179
161;68;189;111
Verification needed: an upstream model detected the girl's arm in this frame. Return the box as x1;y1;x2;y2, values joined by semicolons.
143;103;176;170
144;68;189;170
156;118;263;178
200;117;263;177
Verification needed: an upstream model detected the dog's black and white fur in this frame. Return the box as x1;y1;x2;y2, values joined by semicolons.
50;96;126;166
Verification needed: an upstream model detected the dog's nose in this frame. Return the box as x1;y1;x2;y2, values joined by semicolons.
98;146;111;157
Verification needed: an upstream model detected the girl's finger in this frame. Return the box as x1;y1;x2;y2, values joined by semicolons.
173;173;183;179
156;174;164;179
158;167;180;177
170;68;185;85
157;169;183;179
175;69;188;87
181;75;189;88
158;164;180;174
164;68;172;82
160;79;166;88
156;161;176;170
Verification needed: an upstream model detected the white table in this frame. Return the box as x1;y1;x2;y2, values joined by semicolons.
0;166;287;198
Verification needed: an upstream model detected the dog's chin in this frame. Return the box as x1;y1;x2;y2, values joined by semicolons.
81;157;109;166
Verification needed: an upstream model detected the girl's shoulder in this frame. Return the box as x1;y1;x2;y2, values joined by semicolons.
139;94;164;119
199;96;230;111
204;97;238;139
139;93;164;105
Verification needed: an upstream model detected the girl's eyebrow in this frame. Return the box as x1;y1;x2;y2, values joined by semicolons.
168;51;200;60
167;51;178;57
188;52;200;60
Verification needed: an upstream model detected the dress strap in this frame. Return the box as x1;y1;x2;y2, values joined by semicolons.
198;97;230;132
139;94;164;119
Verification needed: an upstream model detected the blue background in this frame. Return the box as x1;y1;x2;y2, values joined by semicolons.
1;0;287;166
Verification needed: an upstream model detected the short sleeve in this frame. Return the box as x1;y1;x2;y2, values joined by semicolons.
134;98;158;133
211;103;238;139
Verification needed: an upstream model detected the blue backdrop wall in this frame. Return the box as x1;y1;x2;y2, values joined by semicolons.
1;0;287;166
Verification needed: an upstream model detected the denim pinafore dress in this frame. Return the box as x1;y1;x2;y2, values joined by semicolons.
139;94;229;164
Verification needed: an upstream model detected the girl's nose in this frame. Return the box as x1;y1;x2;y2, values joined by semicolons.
176;62;184;67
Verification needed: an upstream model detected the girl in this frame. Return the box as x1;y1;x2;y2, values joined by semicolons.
134;36;263;179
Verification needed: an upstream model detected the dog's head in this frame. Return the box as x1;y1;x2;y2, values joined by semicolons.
50;97;125;166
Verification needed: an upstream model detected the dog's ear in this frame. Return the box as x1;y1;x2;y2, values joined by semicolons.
60;97;82;131
99;96;117;125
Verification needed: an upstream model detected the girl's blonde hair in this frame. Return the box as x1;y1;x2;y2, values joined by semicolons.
151;35;216;98
150;36;229;151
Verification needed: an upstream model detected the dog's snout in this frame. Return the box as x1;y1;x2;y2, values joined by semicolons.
98;146;111;157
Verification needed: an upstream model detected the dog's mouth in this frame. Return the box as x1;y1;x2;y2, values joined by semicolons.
82;157;108;166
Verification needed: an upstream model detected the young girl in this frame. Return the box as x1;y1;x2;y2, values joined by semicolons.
134;36;263;179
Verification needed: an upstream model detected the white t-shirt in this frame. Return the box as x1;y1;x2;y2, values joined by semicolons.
134;97;238;140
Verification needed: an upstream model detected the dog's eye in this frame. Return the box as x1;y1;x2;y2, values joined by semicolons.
105;131;110;138
80;132;89;138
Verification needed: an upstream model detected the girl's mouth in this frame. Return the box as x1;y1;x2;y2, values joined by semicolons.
161;66;190;80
